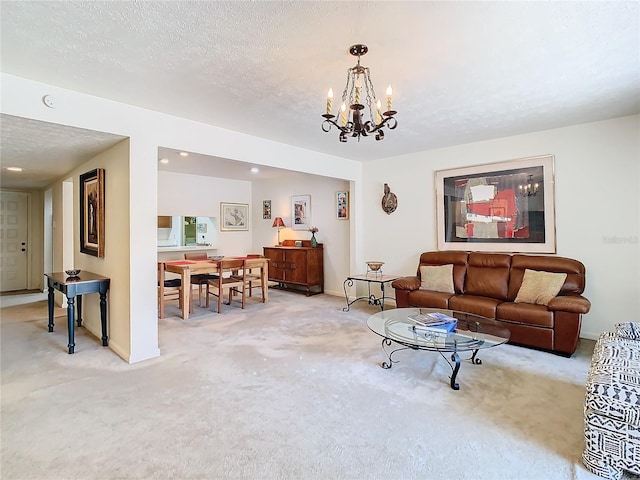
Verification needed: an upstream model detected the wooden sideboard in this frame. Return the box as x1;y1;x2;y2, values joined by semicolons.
263;240;323;296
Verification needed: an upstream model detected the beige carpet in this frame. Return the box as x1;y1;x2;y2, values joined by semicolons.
0;290;614;479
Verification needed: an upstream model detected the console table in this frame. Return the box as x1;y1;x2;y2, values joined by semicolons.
45;271;110;354
263;240;323;296
343;273;399;311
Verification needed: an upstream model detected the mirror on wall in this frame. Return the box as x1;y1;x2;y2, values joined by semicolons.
157;216;217;247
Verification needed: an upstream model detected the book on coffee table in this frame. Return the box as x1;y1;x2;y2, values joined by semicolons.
408;313;457;333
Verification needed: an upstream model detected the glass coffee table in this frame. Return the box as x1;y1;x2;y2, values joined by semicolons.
367;308;511;390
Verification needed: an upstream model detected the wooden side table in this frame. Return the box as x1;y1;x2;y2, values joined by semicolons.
45;271;110;354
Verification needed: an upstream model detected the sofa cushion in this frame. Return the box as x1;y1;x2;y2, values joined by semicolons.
496;302;554;328
508;254;585;300
514;269;567;306
418;251;468;293
419;264;455;293
449;295;500;319
464;253;511;300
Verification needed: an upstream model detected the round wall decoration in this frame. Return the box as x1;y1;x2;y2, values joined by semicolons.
381;183;397;215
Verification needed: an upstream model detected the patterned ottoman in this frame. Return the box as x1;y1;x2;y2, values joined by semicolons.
583;323;640;479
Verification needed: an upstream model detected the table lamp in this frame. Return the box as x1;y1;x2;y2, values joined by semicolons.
272;217;286;245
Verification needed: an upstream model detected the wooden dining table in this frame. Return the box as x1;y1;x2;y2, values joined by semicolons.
163;257;269;320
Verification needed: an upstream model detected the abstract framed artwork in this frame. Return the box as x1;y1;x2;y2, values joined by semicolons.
263;200;272;219
291;194;311;230
336;191;349;219
79;168;105;257
435;154;556;253
220;202;249;231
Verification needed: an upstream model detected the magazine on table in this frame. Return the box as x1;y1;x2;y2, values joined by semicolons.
408;312;457;333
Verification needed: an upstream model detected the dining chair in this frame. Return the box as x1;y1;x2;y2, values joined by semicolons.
242;254;266;300
206;258;246;313
158;261;189;318
184;251;218;307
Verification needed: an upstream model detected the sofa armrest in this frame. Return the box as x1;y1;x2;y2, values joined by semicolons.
547;295;591;314
391;276;421;291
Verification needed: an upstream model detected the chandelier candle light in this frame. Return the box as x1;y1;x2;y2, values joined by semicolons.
322;44;398;142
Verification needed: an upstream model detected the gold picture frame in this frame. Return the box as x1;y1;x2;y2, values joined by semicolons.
80;168;105;257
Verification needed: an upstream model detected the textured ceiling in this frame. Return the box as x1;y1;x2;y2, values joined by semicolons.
0;115;125;189
1;1;639;189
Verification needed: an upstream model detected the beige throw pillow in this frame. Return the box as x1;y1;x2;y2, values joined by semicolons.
419;264;455;294
514;269;567;306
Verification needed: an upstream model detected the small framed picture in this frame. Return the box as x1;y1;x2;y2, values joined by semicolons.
337;191;349;220
294;240;303;247
291;194;311;230
263;200;272;219
220;202;249;231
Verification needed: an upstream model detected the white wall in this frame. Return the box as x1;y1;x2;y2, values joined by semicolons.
157;170;351;296
2;73;362;363
4;71;635;359
363;115;640;339
251;173;350;296
158;171;253;255
67;139;138;360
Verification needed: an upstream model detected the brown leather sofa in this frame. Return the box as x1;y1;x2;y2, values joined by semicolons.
391;251;591;356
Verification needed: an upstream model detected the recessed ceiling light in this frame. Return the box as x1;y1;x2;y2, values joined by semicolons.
250;167;259;174
159;158;169;164
179;151;189;157
6;167;23;172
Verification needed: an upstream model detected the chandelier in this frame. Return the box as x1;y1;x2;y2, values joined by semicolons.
518;175;540;197
321;44;397;142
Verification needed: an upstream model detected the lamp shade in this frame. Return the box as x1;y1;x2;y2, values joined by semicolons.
272;217;285;228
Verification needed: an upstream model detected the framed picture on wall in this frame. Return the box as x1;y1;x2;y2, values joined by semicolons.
336;191;349;219
263;200;272;219
291;194;311;230
80;168;105;257
435;154;556;253
220;202;249;231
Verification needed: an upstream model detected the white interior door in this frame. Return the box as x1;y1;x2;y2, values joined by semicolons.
0;191;29;292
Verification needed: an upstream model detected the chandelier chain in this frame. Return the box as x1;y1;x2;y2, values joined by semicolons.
364;68;377;121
